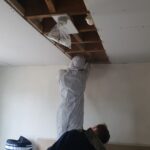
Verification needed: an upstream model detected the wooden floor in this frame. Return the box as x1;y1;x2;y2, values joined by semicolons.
37;139;150;150
106;144;150;150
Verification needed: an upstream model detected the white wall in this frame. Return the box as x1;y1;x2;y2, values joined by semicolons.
85;0;150;63
0;1;70;66
0;67;3;142
0;64;150;149
0;66;65;149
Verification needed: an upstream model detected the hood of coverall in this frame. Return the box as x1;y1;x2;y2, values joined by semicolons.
69;56;86;70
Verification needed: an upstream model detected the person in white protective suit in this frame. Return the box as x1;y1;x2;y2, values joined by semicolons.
57;56;90;138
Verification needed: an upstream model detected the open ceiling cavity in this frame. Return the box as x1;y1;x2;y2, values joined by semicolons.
6;0;110;63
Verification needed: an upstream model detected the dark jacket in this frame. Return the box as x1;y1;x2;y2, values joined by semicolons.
47;129;105;150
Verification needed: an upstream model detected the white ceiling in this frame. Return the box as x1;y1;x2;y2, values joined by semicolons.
84;0;150;63
0;1;70;66
1;0;150;65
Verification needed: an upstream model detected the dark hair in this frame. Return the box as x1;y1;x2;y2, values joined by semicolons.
96;124;110;144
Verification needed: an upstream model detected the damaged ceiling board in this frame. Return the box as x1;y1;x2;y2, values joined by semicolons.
5;0;110;64
84;0;150;63
0;1;70;66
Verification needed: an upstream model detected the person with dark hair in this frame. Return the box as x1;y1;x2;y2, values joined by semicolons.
91;124;110;144
47;124;110;150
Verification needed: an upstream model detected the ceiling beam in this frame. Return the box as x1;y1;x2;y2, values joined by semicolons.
72;34;92;58
66;50;104;54
78;28;96;32
44;0;56;13
25;0;88;19
26;12;88;20
72;41;101;44
71;33;100;44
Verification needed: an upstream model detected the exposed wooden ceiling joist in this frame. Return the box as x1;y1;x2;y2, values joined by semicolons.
25;0;88;19
44;0;56;13
66;50;104;54
72;41;101;44
5;0;110;63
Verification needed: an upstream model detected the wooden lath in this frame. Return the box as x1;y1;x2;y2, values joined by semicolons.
5;0;110;63
24;0;88;19
66;50;104;54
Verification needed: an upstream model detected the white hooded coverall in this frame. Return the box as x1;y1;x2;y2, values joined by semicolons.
57;56;89;138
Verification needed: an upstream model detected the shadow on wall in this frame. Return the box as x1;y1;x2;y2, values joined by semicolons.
84;64;150;145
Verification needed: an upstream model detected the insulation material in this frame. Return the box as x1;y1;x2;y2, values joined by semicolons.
47;16;71;49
